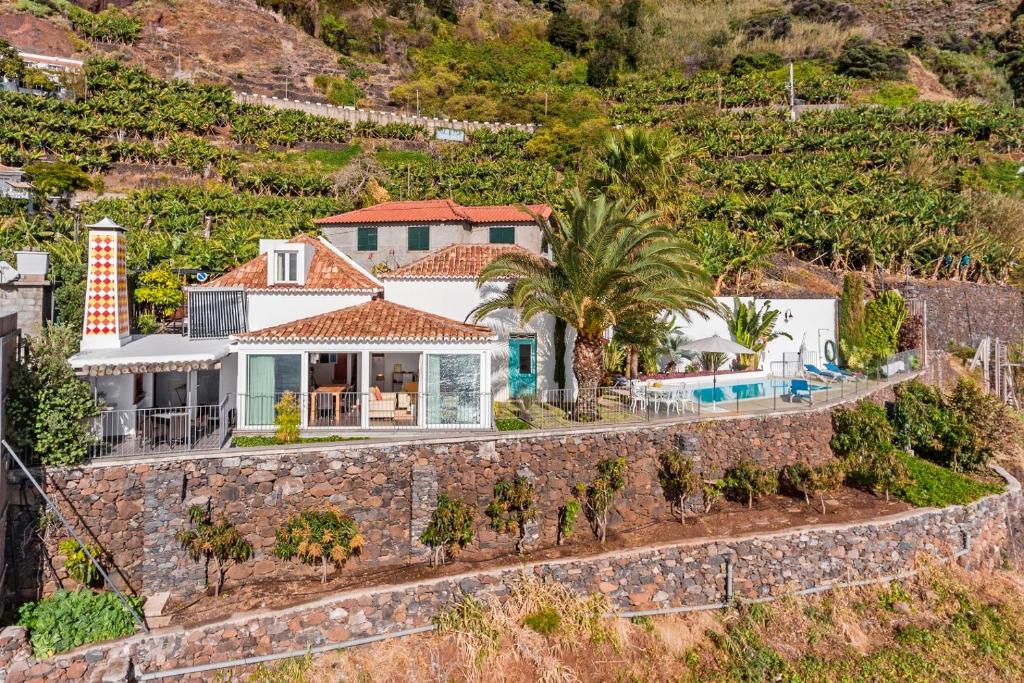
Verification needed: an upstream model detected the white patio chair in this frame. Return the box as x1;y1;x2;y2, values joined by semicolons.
629;381;647;413
652;388;676;415
673;387;695;415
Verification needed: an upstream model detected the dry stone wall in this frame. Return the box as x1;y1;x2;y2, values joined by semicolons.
18;400;846;601
2;467;1018;683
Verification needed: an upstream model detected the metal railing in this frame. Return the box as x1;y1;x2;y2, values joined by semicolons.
238;391;493;431
508;351;921;430
88;403;227;459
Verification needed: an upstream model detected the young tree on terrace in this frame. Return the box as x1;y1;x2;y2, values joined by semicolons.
472;190;715;420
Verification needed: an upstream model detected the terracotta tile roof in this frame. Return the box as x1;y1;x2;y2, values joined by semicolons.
313;199;552;225
200;235;381;292
383;244;545;279
233;298;496;343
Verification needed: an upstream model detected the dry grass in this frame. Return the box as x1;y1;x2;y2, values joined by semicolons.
638;0;870;72
231;560;1024;682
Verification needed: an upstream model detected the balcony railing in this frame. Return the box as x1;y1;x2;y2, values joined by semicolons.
88;398;232;460
238;391;492;430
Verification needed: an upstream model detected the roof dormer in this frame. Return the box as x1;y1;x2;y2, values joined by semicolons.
259;239;314;287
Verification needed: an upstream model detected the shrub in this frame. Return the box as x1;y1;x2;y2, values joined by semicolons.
729;52;784;77
556;499;580;546
830;400;894;460
17;589;142;657
58;538;103;588
274;392;301;444
134;267;183;320
486;477;537;554
273;505;364;584
657;450;703;523
722;460;777;508
780;463;814;505
863;290;907;364
742;10;791;41
175;505;253;597
810;460;847;513
791;0;862;26
838;273;866;367
836;39;909;80
702;480;725;513
547;11;588;55
523;607;561;635
6;323;100;465
420;493;475;567
945;378;1013;471
574;456;627;543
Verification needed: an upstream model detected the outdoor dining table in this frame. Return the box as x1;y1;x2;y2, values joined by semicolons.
310;384;351;425
149;410;191;446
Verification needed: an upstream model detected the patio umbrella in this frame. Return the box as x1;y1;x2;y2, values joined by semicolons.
682;335;756;408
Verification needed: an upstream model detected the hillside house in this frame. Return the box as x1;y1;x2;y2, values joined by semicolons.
0;166;31;201
314;199;552;272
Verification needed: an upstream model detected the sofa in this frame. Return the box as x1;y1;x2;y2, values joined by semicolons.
368;389;416;420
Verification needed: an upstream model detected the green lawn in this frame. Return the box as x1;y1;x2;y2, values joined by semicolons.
232;435;369;448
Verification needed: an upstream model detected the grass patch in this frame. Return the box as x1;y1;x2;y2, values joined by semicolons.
376;148;430;166
232;435;368;448
496;417;531;431
280;145;362;170
313;74;365;106
894;452;1003;507
857;82;919;107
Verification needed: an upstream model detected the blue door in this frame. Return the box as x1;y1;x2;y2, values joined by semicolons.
509;336;537;398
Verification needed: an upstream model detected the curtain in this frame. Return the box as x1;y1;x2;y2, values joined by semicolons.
247;356;276;426
426;354;480;426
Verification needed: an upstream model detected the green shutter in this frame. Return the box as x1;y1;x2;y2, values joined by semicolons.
357;227;377;251
408;225;430;251
489;226;515;244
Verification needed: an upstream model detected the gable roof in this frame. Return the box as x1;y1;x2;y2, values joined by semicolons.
313;199;552;226
233;298;496;343
383;244;544;280
200;235;381;292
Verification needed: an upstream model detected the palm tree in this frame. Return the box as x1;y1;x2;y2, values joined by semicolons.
473;190;715;420
591;127;678;212
722;298;792;370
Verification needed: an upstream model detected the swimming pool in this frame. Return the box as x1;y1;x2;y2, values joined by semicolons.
690;379;827;405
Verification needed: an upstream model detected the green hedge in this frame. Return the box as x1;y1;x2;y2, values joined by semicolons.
894;453;1003;507
232;435;367;447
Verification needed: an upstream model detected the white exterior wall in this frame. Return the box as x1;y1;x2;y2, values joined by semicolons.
246;292;374;331
384;278;576;400
675;297;837;372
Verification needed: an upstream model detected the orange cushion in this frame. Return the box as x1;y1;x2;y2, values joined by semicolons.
372;386;383;401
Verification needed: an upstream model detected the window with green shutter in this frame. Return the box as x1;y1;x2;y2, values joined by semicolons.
408;225;430;251
489;226;516;244
357;227;377;251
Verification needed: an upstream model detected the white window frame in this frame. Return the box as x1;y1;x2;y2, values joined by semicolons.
273;249;300;284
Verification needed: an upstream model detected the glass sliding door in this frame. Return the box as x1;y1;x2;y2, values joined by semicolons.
245;354;301;427
425;354;481;426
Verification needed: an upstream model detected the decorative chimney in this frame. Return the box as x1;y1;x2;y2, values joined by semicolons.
81;217;130;350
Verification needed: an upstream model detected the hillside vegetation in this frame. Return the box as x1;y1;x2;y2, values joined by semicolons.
1;0;1023;333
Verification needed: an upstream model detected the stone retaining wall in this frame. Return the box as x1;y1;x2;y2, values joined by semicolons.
1;466;1018;682
17;391;862;601
900;279;1024;349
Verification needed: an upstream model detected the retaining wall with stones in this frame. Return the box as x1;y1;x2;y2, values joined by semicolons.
899;279;1024;349
16;392;858;601
1;465;1018;682
6;380;914;603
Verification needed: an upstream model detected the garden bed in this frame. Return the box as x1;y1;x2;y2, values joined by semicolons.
164;485;915;627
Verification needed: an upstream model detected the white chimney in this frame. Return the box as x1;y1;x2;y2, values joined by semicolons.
15;249;49;282
80;217;130;350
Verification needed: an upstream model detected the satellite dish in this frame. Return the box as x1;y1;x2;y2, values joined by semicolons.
195;272;209;283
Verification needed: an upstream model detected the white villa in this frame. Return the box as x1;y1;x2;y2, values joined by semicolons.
66;202;842;455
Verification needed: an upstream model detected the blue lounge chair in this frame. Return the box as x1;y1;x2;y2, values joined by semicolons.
804;364;842;382
825;362;858;379
789;379;813;404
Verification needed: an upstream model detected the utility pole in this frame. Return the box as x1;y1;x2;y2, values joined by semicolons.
788;62;796;122
284;76;289;100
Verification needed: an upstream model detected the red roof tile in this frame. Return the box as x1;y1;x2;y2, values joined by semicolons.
233;298;496;343
313;199;552;225
200;235;381;292
383;244;545;279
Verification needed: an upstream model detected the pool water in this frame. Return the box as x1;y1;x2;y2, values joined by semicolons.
692;380;827;405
